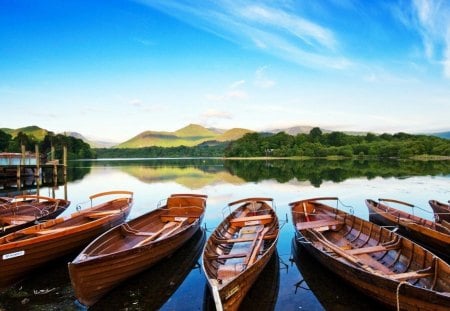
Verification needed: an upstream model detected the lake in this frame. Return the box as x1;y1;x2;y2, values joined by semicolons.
1;158;449;310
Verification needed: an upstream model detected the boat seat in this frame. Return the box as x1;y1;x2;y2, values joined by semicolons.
389;270;434;281
85;210;121;219
160;214;198;223
230;214;272;227
296;219;344;231
346;244;399;255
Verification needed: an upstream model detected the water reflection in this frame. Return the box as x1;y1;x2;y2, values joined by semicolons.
82;158;450;189
291;238;388;311
203;252;280;311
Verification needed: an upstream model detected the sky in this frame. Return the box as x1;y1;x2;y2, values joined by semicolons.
1;0;450;143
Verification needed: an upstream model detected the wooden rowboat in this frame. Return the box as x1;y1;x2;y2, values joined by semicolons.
0;195;70;236
291;197;450;310
93;227;206;310
68;193;207;307
0;190;133;290
366;198;450;261
429;200;450;223
203;197;279;311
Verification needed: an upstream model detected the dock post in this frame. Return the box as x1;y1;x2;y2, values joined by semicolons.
21;144;25;166
51;145;55;161
63;145;67;177
35;144;40;178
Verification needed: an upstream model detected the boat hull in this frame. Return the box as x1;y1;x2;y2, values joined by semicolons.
367;200;450;261
0;215;127;289
203;197;279;311
296;233;450;310
68;218;201;307
68;193;207;307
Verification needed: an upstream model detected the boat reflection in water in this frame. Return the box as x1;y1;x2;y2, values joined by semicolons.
203;251;280;311
91;227;206;310
291;238;388;311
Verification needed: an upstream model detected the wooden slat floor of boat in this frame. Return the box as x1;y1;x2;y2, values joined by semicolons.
217;224;261;281
296;219;343;230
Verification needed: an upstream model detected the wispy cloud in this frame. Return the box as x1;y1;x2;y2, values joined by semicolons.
254;66;275;88
136;0;350;70
205;79;248;101
200;109;232;119
394;0;450;78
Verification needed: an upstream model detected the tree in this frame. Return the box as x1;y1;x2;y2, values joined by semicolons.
0;130;11;151
309;127;323;142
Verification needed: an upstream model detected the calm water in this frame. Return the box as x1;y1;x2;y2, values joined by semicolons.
0;159;449;310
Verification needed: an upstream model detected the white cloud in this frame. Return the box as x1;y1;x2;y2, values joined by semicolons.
136;0;349;70
201;109;232;119
229;80;245;89
129;99;143;107
410;0;450;77
205;90;248;101
254;66;275;88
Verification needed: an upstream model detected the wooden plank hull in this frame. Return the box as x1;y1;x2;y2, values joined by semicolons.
429;200;450;223
291;198;450;310
203;197;279;311
0;191;132;290
366;199;450;261
68;193;207;307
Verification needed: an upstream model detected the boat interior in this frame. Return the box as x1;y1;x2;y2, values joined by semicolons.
291;199;450;294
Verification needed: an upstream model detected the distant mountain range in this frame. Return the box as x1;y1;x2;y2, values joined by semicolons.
117;124;252;148
2;125;449;149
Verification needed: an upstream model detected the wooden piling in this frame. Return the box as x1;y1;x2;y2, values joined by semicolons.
35;144;40;178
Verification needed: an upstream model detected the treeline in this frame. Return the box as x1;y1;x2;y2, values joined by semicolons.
225;128;450;158
95;144;226;158
0;130;96;160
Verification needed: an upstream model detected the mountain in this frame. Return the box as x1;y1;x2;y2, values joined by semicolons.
117;124;252;148
65;132;117;148
0;125;50;140
431;132;450;139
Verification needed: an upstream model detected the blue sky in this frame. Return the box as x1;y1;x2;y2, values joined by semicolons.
1;0;449;142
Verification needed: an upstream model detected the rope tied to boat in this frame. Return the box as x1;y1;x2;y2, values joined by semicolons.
396;280;408;311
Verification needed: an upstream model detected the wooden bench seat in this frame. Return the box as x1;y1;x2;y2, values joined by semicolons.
389;270;433;281
346;244;399;255
85;210;121;219
230;214;273;227
296;219;344;231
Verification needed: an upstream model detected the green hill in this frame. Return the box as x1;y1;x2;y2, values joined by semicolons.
216;128;253;141
0;125;49;140
117;124;251;148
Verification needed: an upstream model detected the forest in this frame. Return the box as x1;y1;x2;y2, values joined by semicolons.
0;130;95;160
224;128;450;158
